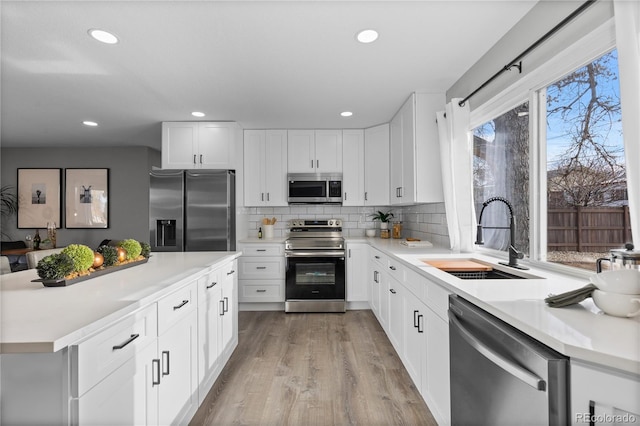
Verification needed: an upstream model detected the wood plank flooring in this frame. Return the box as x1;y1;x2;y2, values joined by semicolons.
190;310;437;426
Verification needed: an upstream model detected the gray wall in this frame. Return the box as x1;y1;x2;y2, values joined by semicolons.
1;147;161;249
447;1;614;106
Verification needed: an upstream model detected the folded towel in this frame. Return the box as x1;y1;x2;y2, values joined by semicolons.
544;283;597;308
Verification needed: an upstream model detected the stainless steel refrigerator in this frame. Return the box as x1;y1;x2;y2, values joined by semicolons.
149;170;236;252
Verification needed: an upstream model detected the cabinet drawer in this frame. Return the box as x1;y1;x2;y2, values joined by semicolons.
370;249;386;267
239;244;283;257
72;304;157;397
239;280;284;302
425;280;451;321
158;281;197;336
238;257;284;280
404;267;426;300
387;258;406;283
197;268;221;302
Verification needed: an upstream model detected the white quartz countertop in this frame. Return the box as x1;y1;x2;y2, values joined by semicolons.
350;237;640;376
0;251;240;354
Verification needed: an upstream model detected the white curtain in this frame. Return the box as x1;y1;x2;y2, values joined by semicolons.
614;0;640;247
437;99;476;252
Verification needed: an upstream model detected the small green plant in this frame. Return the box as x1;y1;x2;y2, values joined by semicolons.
140;242;151;258
36;253;74;280
370;210;394;223
97;245;118;267
61;244;94;272
118;239;142;260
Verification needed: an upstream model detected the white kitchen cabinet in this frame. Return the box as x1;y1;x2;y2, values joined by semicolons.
389;93;445;205
364;123;390;206
387;275;404;354
197;268;222;404
162;121;239;170
237;243;284;303
571;360;640;425
403;295;426;393
243;130;288;206
219;262;238;359
424;307;450;425
288;129;342;173
342;129;365;205
157;281;199;425
346;241;368;302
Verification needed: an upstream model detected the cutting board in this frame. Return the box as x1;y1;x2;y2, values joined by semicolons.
422;259;492;271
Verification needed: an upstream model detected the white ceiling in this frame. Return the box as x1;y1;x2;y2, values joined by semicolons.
1;1;538;150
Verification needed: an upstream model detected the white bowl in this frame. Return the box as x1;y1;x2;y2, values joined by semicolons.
592;290;640;318
365;229;376;237
590;269;640;295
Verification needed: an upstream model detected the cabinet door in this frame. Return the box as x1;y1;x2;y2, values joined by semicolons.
399;96;416;204
243;130;266;206
162;122;198;169
403;296;426;393
288;130;315;172
198;122;236;169
389;109;403;203
197;271;222;402
315;130;343;173
364;124;390;205
378;270;390;331
264;130;288;205
342;129;365;206
77;341;158;426
346;243;368;302
424;308;450;426
157;311;198;425
219;262;238;359
387;278;404;353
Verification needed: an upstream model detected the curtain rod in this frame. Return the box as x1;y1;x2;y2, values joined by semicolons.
458;0;598;107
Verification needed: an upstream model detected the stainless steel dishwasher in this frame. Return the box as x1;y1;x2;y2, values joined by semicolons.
448;295;569;425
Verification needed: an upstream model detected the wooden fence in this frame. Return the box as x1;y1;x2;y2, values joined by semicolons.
547;206;631;252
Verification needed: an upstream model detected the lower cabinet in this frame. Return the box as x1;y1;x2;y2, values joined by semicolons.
237;243;284;303
571;360;640;425
367;251;451;426
346;242;369;303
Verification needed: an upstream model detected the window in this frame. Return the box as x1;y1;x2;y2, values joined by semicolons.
472;103;530;255
543;50;628;271
472;49;630;272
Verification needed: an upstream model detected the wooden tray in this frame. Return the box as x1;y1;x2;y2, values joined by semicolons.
32;258;149;287
422;259;492;271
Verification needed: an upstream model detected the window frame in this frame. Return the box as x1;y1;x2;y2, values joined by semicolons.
469;18;618;278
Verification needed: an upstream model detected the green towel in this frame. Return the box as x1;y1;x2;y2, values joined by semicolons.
544;283;597;308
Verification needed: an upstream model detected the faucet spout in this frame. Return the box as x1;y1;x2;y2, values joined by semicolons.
476;197;529;270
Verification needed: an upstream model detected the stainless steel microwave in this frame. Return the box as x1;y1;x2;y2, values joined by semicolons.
287;173;342;204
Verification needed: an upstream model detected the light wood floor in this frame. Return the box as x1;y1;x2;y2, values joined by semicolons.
190;310;437;426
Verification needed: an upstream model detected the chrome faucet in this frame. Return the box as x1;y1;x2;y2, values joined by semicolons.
475;196;529;270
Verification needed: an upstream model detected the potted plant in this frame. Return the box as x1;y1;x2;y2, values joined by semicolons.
370;210;394;230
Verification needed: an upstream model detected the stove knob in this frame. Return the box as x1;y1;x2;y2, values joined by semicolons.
329;220;334;226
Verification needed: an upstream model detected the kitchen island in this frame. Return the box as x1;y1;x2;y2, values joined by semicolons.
1;251;240;425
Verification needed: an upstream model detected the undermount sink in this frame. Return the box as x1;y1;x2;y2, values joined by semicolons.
421;258;542;280
443;269;526;280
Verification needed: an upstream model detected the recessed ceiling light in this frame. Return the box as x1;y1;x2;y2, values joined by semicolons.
88;29;119;44
356;29;379;44
341;111;353;117
82;121;98;127
192;111;205;118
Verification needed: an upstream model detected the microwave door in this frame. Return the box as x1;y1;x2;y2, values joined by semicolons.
289;180;327;202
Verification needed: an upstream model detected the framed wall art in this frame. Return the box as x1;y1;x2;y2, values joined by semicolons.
65;168;109;229
17;168;62;229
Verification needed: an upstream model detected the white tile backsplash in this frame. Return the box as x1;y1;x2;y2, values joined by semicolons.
239;203;450;245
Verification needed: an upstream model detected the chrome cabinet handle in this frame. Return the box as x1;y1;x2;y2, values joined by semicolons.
316;160;319;168
223;296;229;313
256;289;266;293
173;299;189;310
152;359;161;386
364;192;368;201
227;270;235;275
112;333;139;350
193;154;197;164
267;192;270;201
417;314;424;333
389;288;396;294
220;299;225;316
414;310;419;328
344;192;347;201
261;193;264;201
206;281;217;289
389;265;397;271
162;350;170;376
373;270;379;283
256;249;267;252
348;249;351;258
375;255;380;259
448;311;546;391
311;160;314;168
199;154;203;164
256;266;267;270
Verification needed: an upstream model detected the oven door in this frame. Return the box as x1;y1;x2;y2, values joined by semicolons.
285;252;345;300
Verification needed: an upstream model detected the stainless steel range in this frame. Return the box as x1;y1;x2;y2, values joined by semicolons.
285;219;346;313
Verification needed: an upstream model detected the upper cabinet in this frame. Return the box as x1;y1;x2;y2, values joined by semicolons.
162;122;240;170
243;130;288;206
342;125;390;206
389;93;445;205
288;130;342;173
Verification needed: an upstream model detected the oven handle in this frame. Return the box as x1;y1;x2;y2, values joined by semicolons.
285;251;345;258
448;310;546;391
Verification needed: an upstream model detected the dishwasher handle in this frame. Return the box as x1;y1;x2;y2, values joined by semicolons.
448;310;546;391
